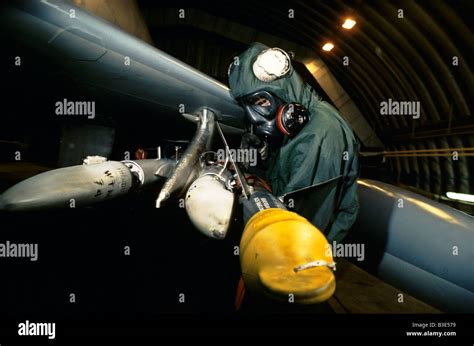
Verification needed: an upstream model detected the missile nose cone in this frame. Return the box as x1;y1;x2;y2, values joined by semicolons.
0;170;70;211
0;181;40;212
0;193;8;211
0;189;32;211
0;161;134;212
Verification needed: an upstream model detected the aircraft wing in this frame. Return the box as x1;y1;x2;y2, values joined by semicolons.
0;0;245;132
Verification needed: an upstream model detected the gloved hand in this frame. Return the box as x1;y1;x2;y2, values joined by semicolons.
258;140;269;161
240;132;269;169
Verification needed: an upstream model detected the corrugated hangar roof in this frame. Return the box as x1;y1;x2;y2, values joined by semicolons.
139;0;472;134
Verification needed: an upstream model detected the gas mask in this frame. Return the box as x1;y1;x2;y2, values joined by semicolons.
239;90;310;146
229;47;310;147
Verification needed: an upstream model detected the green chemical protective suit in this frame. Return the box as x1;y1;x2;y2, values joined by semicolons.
229;42;360;243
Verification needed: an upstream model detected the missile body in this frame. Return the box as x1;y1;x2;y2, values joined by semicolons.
0;159;174;212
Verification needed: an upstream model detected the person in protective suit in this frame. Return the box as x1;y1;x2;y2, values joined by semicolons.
229;42;360;244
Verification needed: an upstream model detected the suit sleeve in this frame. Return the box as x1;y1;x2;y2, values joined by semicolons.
325;148;360;243
286;131;360;243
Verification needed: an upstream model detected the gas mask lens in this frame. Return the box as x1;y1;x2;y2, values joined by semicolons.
241;90;281;120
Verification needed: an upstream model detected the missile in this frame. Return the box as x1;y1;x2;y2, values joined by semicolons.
0;159;174;212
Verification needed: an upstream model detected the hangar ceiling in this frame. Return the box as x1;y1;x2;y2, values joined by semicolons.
198;1;473;132
77;0;474;213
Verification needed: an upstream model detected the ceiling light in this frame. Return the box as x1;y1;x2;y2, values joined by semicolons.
322;42;334;51
342;18;356;29
446;192;474;203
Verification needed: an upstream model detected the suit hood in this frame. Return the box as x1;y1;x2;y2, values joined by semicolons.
228;42;321;112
